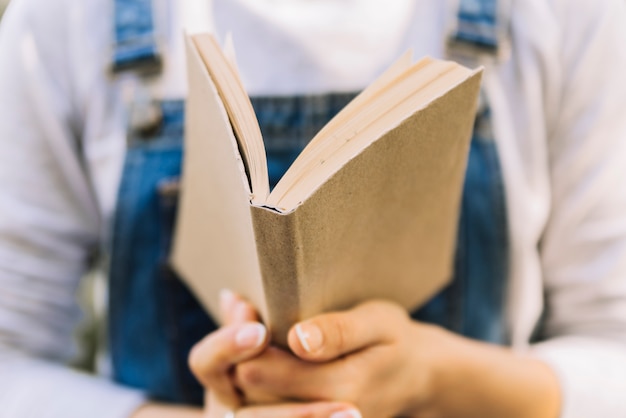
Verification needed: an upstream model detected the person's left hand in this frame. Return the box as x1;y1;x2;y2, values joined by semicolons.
234;300;446;417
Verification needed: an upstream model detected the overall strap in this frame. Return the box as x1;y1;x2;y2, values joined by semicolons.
447;0;512;65
112;0;163;74
110;0;166;135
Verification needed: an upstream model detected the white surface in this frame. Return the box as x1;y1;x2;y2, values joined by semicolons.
1;0;626;417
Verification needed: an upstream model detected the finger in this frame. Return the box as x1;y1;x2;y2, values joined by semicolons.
207;390;361;418
288;300;407;361
220;290;259;325
234;402;361;418
189;321;268;408
235;346;346;403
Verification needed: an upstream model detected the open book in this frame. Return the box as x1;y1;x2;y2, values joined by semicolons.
171;33;482;345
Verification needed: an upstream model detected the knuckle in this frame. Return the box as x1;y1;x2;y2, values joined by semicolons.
236;362;265;388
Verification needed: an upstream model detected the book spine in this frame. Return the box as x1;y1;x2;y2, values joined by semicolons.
250;206;303;347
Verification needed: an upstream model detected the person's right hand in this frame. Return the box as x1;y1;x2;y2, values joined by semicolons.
189;290;361;418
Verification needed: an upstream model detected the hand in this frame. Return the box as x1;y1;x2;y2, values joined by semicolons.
234;301;428;417
189;290;362;418
233;299;561;418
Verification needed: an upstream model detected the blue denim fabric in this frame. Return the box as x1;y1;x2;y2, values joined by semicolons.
108;0;509;405
112;0;162;73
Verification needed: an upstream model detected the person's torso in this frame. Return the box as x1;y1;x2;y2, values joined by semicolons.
106;0;512;404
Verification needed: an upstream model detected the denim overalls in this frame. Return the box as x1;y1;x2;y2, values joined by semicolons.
107;0;510;405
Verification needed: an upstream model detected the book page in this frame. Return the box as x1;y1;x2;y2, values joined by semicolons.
193;34;270;203
171;36;268;325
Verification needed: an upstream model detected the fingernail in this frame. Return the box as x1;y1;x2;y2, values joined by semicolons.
219;289;236;311
330;409;362;418
235;323;266;349
295;322;323;353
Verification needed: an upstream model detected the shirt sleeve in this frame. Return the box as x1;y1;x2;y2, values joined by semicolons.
0;0;145;416
532;1;626;417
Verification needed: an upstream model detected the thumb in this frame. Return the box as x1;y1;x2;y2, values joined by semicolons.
287;301;407;362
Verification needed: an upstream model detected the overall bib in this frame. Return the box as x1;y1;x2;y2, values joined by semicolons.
108;0;510;405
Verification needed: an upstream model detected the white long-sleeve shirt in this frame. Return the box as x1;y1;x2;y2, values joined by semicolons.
1;0;626;417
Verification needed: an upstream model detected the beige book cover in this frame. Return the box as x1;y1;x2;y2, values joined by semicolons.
171;34;482;346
